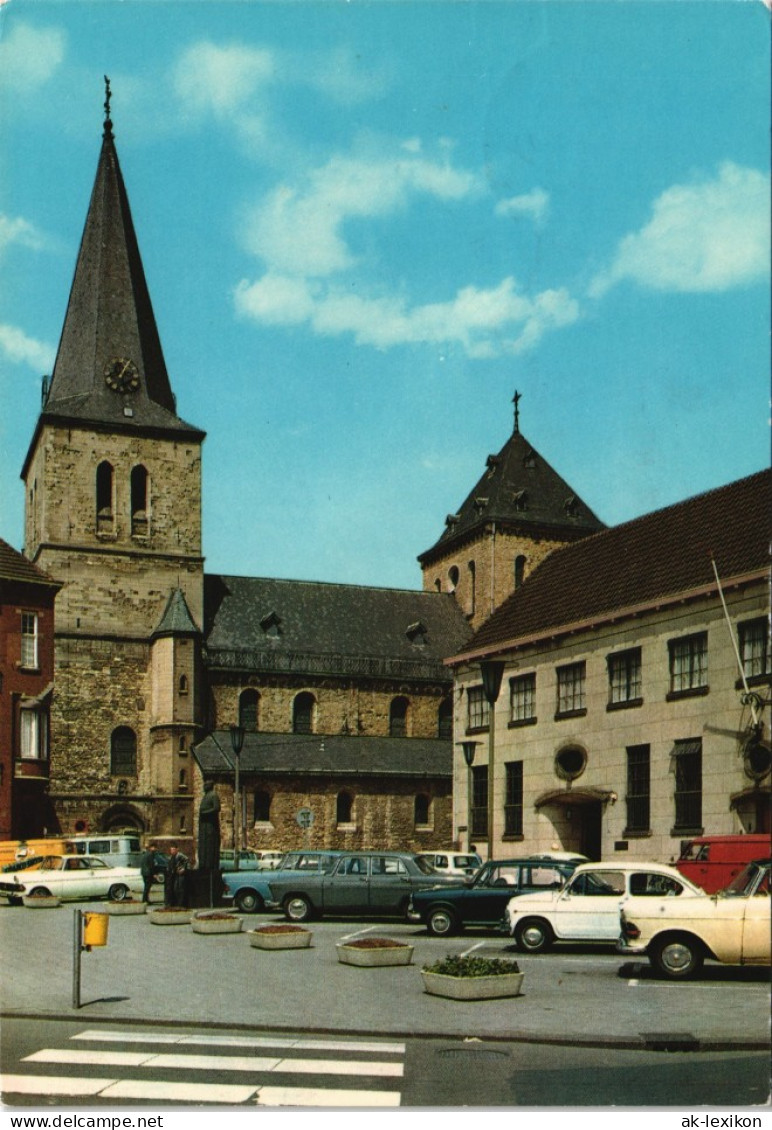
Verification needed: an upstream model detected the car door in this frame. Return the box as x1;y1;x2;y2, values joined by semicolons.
369;855;413;913
60;857;96;899
323;856;371;913
552;869;627;939
741;868;771;963
456;864;522;925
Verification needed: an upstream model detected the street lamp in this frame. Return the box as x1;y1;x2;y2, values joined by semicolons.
479;659;505;860
459;740;480;854
229;724;245;856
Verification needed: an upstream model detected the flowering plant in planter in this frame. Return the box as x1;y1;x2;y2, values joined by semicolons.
336;936;414;967
191;911;243;934
421;954;524;999
249;923;312;949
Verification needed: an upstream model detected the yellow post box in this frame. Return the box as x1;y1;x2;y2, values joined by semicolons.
82;912;109;948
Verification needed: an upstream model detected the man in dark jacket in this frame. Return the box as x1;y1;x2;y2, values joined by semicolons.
164;845;189;907
140;842;160;903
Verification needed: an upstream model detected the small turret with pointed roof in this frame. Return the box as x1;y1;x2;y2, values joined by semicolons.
23;78;203;477
419;392;606;627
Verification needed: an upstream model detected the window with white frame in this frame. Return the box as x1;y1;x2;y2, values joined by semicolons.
608;648;642;706
509;673;536;724
668;633;708;695
739;619;771;680
556;662;586;716
20;612;39;669
20;708;48;759
467;686;490;731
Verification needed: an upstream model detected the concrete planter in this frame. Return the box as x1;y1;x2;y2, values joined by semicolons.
107;899;148;915
149;907;194;925
336;939;415;967
191;912;243;934
22;894;61;909
249;926;312;950
421;970;524;1000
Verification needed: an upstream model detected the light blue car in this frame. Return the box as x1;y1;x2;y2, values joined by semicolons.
221;850;345;912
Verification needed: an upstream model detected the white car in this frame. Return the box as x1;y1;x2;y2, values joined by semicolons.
255;851;286;870
505;861;704;952
417;852;482;878
619;858;771;979
0;854;144;903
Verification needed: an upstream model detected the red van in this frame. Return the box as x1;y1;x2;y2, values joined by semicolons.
675;834;770;893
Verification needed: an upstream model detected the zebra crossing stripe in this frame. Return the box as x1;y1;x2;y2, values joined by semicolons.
25;1048;403;1077
255;1085;401;1107
73;1028;406;1055
1;1075;116;1098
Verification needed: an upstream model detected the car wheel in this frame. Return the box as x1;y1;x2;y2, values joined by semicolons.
514;918;554;953
108;883;129;901
28;886;52;897
428;907;460;937
235;889;264;914
649;933;705;980
284;894;314;922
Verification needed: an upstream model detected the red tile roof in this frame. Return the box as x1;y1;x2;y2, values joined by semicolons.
0;539;60;588
453;469;771;661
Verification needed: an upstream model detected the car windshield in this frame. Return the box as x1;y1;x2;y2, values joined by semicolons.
413;856;437;875
720;861;770;897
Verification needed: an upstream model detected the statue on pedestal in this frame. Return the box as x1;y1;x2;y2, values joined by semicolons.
198;780;221;871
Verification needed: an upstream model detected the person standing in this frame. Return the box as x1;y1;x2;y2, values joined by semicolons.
164;845;189;907
140;841;160;903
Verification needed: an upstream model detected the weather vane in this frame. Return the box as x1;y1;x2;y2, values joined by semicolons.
513;389;522;434
103;75;113;137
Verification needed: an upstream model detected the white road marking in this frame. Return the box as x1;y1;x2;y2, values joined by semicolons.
276;1058;403;1077
100;1079;260;1103
1;1074;117;1097
459;941;485;956
339;924;379;941
25;1049;151;1068
255;1085;401;1107
73;1028;406;1054
30;1048;403;1077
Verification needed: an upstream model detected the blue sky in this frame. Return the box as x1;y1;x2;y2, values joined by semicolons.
1;0;769;590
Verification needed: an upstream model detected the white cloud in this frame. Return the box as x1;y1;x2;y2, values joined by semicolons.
235;274;579;358
303;46;390;104
173;41;275;117
495;188;550;225
245;150;482;277
0;324;55;372
0;22;66;92
0;214;47;256
590;162;771;296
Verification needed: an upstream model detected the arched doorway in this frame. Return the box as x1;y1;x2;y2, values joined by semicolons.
100;806;145;834
534;787;615;861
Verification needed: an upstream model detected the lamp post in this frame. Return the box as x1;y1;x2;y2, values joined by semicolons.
459;740;480;854
229;724;245;856
479;659;505;860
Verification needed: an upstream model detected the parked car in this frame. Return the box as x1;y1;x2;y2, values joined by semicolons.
1;855;55;874
222;850;347;913
0;855;144;903
255;851;285;870
619;858;771;979
268;851;456;922
416;851;482;878
66;834;143;869
408;856;581;936
504;862;704;952
219;849;261;871
674;834;770;893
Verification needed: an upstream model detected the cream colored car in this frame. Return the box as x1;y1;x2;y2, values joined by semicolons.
618;858;770;979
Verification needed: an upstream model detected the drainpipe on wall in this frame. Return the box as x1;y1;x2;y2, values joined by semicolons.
489;522;496;617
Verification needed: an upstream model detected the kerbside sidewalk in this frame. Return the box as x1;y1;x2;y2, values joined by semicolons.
1;903;769;1050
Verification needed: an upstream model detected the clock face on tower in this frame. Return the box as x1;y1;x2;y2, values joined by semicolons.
104;357;140;393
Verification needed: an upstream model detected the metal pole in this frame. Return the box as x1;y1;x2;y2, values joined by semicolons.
234;752;240;856
72;909;82;1009
486;707;495;859
467;762;473;853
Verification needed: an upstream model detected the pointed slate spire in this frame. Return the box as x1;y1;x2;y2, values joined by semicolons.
153;588;201;637
418;401;605;565
36;79;203;441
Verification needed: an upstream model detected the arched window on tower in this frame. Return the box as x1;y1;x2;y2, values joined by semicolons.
293;692;316;734
467;560;476;616
414;794;431;826
239;689;259;731
96;461;114;533
438;697;453;740
389;696;409;738
131;464;149;536
110;726;137;776
254;788;271;822
514;554;526;590
336;790;353;824
448;565;459;593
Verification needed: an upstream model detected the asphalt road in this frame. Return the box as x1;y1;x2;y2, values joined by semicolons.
1;1017;770;1108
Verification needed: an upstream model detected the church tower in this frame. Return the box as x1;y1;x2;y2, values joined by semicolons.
20;83;206;842
418;393;605;630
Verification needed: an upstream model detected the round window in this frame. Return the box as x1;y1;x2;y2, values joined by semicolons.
744;740;771;781
554;746;587;782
